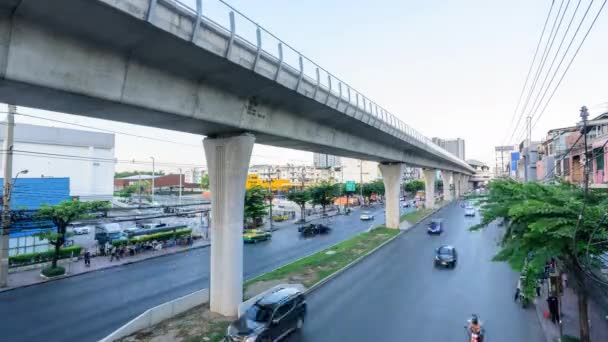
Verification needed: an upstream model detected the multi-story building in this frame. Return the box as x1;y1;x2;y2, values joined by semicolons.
517;140;540;182
249;164;337;187
403;166;421;181
537;126;579;182
494;146;514;178
184;168;205;184
432;137;466;160
0;122;115;201
466;159;492;188
313;153;341;168
340;158;380;184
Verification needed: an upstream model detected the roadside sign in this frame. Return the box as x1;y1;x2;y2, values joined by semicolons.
345;181;356;192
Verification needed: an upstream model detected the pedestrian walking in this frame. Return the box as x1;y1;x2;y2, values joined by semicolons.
514;287;520;302
84;250;91;267
547;296;559;324
110;246;116;262
562;272;568;289
536;281;541;297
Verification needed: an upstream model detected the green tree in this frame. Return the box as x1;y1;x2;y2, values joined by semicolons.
360;180;385;199
35;200;110;274
119;180;150;197
114;170;165;179
473;179;608;342
309;181;339;215
244;186;268;226
404;180;425;193
287;189;311;223
200;173;209;190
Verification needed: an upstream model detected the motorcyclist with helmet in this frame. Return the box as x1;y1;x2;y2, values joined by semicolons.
467;314;484;342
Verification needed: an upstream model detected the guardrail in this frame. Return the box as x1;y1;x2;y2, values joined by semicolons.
154;0;472;172
99;288;210;342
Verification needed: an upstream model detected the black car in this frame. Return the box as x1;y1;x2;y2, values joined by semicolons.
298;223;331;236
434;245;457;268
226;287;307;342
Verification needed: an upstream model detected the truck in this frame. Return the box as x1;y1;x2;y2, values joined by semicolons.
94;223;128;245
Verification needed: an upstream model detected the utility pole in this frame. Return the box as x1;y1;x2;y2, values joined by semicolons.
0;105;16;287
264;167;274;230
138;171;142;209
178;168;182;204
527;115;532;147
150;156;155;204
300;167;306;190
359;160;363;203
581;106;590;197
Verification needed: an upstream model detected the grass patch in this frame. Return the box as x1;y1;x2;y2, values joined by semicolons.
561;336;580;342
244;228;400;295
400;208;433;224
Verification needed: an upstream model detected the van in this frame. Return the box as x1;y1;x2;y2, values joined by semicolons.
94;223;127;245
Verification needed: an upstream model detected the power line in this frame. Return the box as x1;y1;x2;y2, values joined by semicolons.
526;0;583;121
508;0;563;144
4;110;314;165
502;0;557;145
532;0;607;129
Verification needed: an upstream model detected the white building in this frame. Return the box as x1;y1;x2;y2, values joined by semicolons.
249;164;337;186
432;137;466;160
313;153;341;168
184;168;205;184
339;158;380;184
0;122;115;201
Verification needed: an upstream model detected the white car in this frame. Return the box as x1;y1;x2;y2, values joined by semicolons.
360;211;374;220
464;207;476;217
72;226;91;235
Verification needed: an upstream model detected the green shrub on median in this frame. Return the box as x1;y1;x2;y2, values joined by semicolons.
9;245;82;267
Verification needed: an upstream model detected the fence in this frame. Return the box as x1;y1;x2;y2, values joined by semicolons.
152;0;471;172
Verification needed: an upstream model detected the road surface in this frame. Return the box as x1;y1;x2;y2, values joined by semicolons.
288;202;545;342
0;204;402;342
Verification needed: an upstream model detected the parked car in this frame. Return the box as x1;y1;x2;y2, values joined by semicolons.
244;229;272;243
464;207;476;217
434;245;457;268
72;226;91;235
225;287;306;342
360;211;374;220
427;218;443;234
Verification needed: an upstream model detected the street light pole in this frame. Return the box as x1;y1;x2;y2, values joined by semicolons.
150;156;155;204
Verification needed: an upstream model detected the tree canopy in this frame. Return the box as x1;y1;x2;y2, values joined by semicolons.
474;179;608;342
36;200;110;269
287;189;311;222
200;173;209;190
404;180;425;193
244;186;268;226
309;182;339;214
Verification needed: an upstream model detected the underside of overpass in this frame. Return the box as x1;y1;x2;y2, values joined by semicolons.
0;0;474;316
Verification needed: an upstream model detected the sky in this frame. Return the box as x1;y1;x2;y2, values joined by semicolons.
5;0;608;173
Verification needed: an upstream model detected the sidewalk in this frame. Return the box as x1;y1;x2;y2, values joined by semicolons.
535;280;608;341
1;238;210;292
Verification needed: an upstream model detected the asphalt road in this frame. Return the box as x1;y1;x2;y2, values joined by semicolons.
288;202;545;342
0;204;404;342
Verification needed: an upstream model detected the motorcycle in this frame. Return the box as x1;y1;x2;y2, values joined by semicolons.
464;315;485;342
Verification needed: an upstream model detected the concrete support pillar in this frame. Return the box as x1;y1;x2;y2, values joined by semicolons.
423;169;436;209
443;171;454;201
203;133;255;316
379;163;405;229
453;174;461;198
